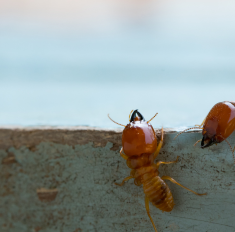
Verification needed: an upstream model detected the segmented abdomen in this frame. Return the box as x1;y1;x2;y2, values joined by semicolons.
143;174;174;212
127;154;174;212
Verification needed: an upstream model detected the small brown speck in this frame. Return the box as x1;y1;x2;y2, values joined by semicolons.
34;227;42;232
74;229;82;232
2;152;17;164
37;188;58;202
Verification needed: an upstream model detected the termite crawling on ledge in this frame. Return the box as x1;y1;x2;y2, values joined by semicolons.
174;101;235;163
108;110;206;232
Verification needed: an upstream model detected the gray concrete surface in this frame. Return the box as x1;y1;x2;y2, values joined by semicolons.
0;127;235;232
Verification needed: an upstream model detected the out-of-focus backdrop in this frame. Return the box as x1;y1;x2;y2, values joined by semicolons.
0;0;235;129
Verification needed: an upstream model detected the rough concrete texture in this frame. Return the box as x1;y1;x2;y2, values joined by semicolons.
0;128;235;232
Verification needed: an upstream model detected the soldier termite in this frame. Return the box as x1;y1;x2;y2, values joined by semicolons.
108;110;206;232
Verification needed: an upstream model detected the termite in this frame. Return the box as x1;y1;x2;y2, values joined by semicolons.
108;110;206;232
174;101;235;163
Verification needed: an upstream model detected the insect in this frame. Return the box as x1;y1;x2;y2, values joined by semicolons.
174;101;235;163
108;110;206;232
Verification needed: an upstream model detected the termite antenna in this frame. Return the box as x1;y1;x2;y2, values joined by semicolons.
147;113;158;124
174;126;201;140
108;114;125;127
223;138;235;164
129;110;134;122
194;139;202;147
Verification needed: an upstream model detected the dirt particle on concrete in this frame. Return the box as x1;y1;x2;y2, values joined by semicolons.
36;188;58;202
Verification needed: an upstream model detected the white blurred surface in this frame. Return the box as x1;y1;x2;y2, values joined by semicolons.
0;0;234;128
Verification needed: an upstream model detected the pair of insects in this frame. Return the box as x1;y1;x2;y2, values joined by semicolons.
108;101;235;232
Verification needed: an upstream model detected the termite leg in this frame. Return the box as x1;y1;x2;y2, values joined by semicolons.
120;147;128;160
193;139;202;147
219;135;235;164
195;117;206;128
155;156;179;169
153;127;164;159
115;176;133;186
161;176;207;196
145;196;158;232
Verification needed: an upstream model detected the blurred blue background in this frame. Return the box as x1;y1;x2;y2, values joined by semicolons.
0;0;235;129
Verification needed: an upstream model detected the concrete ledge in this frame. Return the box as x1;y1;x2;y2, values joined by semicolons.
0;127;235;232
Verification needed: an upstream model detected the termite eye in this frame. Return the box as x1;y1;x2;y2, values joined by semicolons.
130;109;145;122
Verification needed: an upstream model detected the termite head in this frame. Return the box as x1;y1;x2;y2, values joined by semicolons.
200;101;234;149
122;110;158;157
201;119;221;148
108;110;158;157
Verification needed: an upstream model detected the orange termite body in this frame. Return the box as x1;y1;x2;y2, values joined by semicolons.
201;101;235;148
109;110;206;232
122;111;175;213
174;101;235;162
